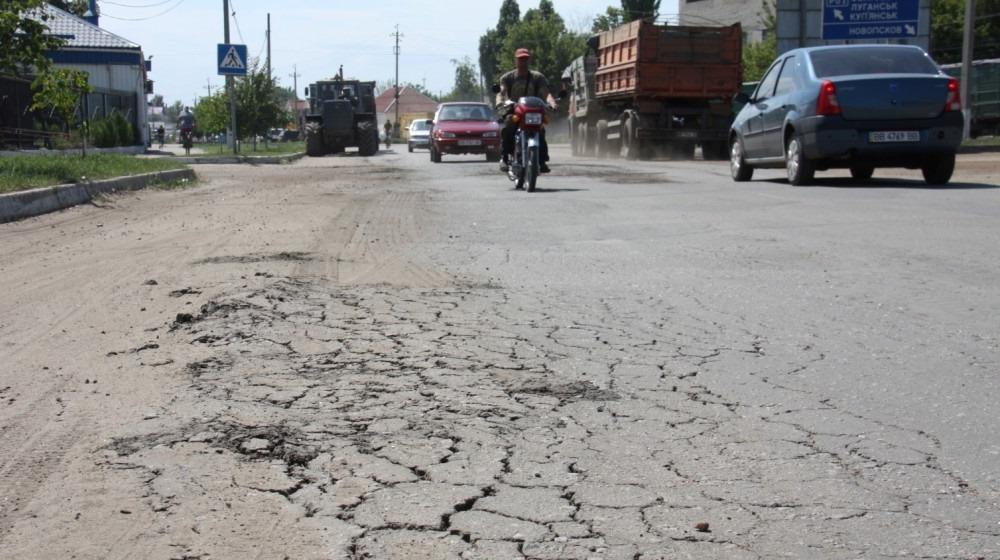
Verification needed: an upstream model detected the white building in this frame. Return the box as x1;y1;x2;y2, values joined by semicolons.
36;4;151;145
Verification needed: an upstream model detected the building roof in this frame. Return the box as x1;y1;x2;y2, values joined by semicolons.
31;5;139;50
375;86;439;115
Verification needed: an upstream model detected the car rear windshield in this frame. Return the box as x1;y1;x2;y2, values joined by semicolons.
810;47;939;78
438;105;492;121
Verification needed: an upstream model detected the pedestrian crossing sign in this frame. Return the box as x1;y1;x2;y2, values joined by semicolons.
217;43;248;76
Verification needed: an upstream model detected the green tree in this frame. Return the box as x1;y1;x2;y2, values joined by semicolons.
741;0;777;82
30;67;90;126
1;1;65;78
742;35;776;82
234;60;285;144
443;57;483;102
498;8;588;90
931;0;1000;63
592;6;625;32
479;0;521;85
30;67;92;152
193;91;229;136
621;0;660;22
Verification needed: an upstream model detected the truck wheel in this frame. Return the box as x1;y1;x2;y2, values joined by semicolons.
595;121;608;158
670;143;695;160
306;131;325;157
702;141;728;161
569;118;579;156
357;122;379;156
921;153;955;186
622;115;641;160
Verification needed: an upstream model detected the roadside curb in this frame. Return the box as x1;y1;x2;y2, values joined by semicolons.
0;168;196;224
169;152;306;165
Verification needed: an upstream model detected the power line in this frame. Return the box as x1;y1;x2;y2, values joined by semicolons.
99;0;186;21
229;0;245;44
99;0;176;8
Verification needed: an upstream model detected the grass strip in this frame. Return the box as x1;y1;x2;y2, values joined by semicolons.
0;154;187;194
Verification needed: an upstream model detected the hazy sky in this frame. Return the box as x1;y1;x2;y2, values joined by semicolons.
95;0;679;106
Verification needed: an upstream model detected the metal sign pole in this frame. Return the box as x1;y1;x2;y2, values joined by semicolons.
224;0;237;154
960;0;976;140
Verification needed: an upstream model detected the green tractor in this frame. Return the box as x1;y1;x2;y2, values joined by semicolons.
304;78;379;156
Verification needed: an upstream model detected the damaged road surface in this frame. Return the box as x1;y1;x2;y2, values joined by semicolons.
1;148;999;559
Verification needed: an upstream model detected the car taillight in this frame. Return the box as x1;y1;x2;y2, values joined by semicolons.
816;80;841;116
944;78;961;112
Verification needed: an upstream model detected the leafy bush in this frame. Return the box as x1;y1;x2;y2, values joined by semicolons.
90;118;116;147
88;114;135;147
110;112;134;146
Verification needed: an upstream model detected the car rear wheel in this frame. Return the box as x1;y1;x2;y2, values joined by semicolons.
786;135;815;186
730;136;753;182
921;153;955;186
850;165;874;181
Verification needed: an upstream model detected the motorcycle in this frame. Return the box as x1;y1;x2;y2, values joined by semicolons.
180;128;194;155
498;96;549;192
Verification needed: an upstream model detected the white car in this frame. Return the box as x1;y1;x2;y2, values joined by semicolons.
407;120;432;152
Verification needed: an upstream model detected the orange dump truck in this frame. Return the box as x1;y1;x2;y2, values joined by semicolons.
563;20;742;160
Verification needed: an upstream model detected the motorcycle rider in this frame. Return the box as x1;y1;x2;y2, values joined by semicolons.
496;48;558;173
177;108;195;139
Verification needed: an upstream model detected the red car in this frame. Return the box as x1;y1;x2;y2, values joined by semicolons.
428;102;501;163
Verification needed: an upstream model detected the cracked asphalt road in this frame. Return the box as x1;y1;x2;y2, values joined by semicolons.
1;146;999;559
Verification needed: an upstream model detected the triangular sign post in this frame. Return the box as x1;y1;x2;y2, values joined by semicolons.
217;44;248;76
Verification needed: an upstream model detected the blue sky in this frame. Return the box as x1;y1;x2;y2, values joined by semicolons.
95;0;678;107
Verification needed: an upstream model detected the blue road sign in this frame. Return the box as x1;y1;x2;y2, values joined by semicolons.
217;43;248;76
822;0;920;40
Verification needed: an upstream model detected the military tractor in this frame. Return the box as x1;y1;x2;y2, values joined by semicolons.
303;78;380;156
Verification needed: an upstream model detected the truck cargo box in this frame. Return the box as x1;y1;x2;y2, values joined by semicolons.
594;21;742;100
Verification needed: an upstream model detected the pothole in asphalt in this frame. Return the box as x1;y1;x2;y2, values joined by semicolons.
507;380;620;403
194;252;314;265
108;421;319;467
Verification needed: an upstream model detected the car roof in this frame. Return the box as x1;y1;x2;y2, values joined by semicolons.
791;44;927;55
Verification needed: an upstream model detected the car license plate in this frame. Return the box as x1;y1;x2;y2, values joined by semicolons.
869;131;920;143
458;139;482;146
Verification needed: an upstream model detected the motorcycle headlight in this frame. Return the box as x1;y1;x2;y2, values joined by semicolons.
525;113;543;125
482;131;498;138
438;131;456;139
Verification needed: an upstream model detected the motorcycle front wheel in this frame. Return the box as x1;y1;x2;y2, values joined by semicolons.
526;146;538;192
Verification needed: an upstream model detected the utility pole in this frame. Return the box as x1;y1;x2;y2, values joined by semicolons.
392;24;402;138
205;78;214;98
289;65;300;100
266;13;271;81
960;0;976;140
224;0;237;153
289;64;301;132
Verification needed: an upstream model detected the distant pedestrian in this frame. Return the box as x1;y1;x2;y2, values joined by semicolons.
155;124;165;149
383;120;392;149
